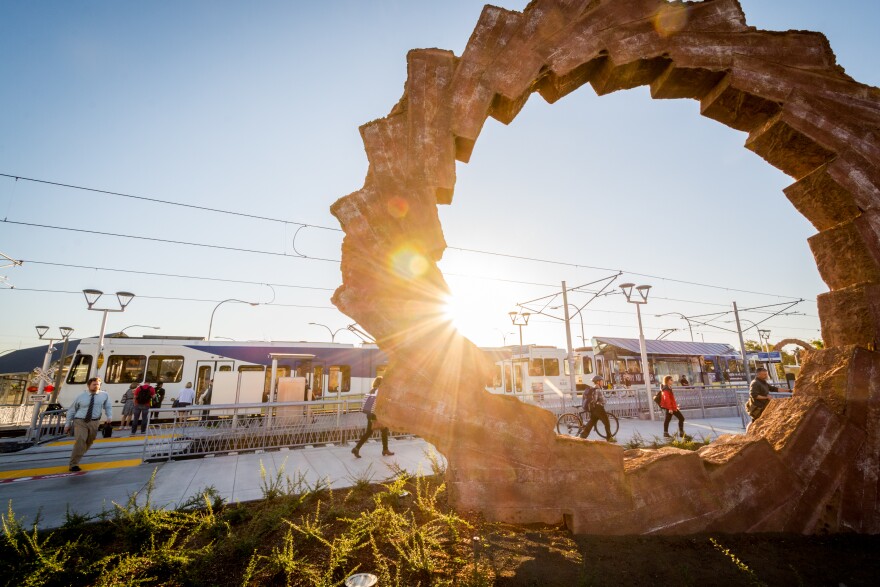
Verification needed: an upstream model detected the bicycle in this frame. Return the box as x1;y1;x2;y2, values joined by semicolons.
556;409;619;441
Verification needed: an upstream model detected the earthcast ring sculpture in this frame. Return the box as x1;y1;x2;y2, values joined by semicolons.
331;0;880;534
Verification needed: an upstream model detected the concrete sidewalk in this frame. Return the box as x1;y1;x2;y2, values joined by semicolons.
0;415;744;529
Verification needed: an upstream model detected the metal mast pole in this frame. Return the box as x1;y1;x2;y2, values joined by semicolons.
561;281;577;397
733;301;752;384
636;303;655;421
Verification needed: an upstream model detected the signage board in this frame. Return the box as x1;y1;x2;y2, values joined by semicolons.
27;393;49;404
745;351;783;363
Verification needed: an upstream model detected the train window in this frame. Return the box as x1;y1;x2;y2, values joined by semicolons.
328;365;351;392
313;365;324;399
582;357;594;374
147;356;184;383
503;363;512;392
218;365;232;372
544;358;560;377
66;354;92;385
105;355;146;384
238;365;265;372
529;359;544;377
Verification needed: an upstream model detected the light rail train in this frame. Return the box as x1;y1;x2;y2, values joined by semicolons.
58;336;389;420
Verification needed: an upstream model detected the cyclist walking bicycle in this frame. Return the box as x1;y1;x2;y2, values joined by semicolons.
578;375;617;443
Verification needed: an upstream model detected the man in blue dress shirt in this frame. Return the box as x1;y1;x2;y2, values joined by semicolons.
64;377;113;472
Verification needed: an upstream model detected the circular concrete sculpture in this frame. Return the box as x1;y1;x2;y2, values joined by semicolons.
331;0;880;534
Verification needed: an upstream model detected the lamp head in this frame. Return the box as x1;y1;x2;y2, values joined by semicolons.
116;291;135;309
635;284;652;303
521;312;531;325
59;326;74;339
35;325;49;339
619;282;635;301
83;289;103;308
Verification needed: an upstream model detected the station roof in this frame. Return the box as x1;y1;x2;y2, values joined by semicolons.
0;339;81;376
592;337;737;357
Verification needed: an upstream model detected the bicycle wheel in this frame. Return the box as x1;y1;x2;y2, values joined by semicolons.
556;413;582;436
597;413;620;440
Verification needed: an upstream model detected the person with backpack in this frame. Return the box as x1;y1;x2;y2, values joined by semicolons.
152;381;166;409
746;367;778;429
351;376;394;458
119;382;137;430
579;375;616;442
131;381;155;435
660;375;686;439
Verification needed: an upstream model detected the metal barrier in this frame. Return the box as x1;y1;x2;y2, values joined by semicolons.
735;390;793;428
30;407;67;443
142;399;412;462
0;404;35;427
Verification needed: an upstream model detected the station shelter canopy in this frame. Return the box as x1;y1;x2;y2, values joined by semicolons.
591;337;738;358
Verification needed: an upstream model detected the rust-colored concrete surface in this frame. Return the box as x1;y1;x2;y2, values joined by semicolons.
330;0;880;534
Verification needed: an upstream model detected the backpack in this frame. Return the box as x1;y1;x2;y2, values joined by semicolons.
362;392;377;415
151;388;164;408
136;385;153;405
582;387;599;412
653;390;663;408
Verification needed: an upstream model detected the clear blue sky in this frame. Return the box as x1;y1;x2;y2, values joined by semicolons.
1;0;878;353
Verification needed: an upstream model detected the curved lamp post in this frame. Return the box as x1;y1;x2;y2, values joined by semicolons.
308;322;349;343
620;283;656;421
207;299;258;341
83;289;135;379
118;324;160;336
34;325;74;403
654;311;695;342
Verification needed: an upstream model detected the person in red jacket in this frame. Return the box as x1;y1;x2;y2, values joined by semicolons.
660;375;686;439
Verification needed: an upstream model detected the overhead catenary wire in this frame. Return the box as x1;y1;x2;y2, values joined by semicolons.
1;172;818;302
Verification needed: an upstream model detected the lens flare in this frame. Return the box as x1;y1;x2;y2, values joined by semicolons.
386;196;409;218
390;246;429;280
653;3;688;37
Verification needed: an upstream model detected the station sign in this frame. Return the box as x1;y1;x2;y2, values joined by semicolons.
27;393;49;404
745;351;783;363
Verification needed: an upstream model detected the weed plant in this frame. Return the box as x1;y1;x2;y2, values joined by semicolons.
1;470;492;586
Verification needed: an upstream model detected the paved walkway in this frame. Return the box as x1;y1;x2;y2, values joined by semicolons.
0;416;745;529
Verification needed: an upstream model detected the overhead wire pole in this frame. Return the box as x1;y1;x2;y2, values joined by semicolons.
733;301;752;384
560;281;577;397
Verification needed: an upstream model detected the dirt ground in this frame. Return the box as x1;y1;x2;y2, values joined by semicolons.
473;521;880;586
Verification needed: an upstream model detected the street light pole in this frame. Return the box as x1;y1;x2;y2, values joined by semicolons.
620;283;656;421
654;312;694;342
308;322;347;343
118;325;160;336
207;299;259;341
508;310;531;393
34;326;74;402
83;289;135;379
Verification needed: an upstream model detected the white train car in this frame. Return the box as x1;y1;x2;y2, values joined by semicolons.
59;336;389;420
485;346;603;397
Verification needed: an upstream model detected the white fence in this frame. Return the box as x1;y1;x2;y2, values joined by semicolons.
0;404;36;427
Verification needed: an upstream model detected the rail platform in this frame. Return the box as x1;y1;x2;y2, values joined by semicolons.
0;416;744;530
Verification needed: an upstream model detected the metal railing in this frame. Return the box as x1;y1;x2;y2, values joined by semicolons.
30;407;67;443
735;390;793;428
142;399;411;461
0;404;36;427
504;385;752;421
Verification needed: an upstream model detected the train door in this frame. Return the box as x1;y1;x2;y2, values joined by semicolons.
294;359;319;400
195;360;234;401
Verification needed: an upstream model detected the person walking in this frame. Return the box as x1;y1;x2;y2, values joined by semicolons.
747;367;778;429
65;377;112;471
131;381;155;435
660;375;686;439
352;376;394;458
579;375;616;442
175;382;197;423
119;382;136;430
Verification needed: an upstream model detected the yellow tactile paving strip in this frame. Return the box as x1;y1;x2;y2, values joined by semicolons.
46;433;173;447
0;459;142;480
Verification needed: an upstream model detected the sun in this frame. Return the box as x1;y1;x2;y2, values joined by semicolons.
442;293;474;336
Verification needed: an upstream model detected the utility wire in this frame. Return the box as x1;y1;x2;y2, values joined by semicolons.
2;172;817;302
0;173;340;232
